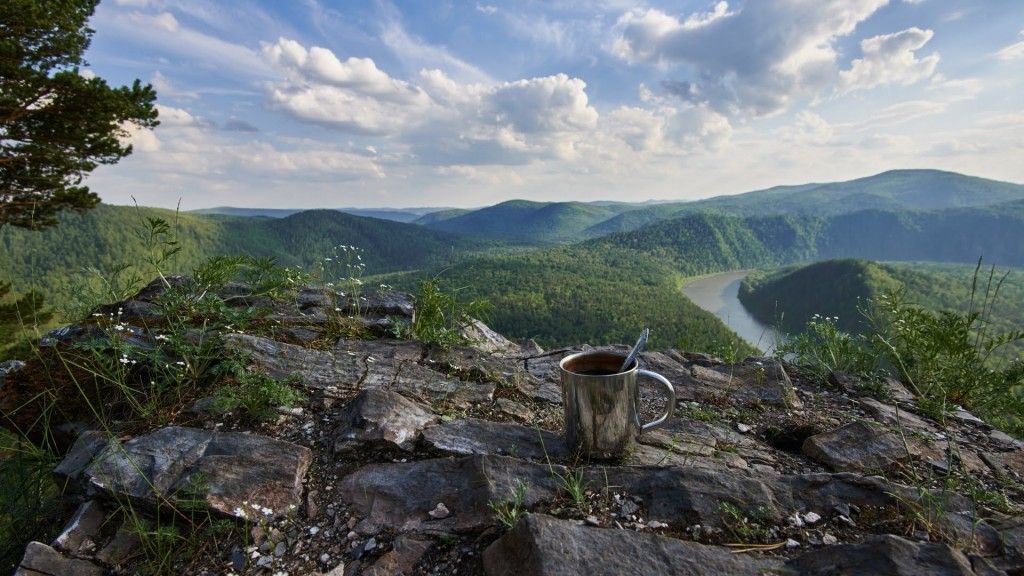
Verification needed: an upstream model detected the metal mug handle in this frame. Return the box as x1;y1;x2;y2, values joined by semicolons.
637;369;676;432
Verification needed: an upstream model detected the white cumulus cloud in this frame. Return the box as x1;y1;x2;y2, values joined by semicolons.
838;27;939;93
609;0;890;115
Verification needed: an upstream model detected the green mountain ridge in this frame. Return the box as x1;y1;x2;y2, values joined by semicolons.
591;199;1024;274
0;206;498;307
191;206;450;223
192;170;1024;245
421;200;637;244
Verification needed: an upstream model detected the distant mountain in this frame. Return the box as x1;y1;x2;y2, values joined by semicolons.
684;169;1024;217
590;199;1024;274
191;207;302;218
582;203;691;237
418;169;1024;242
421;200;637;244
412;208;472;225
0;206;498;308
191;206;451;223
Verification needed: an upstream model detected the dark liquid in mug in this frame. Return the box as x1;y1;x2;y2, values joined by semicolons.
573;369;622;376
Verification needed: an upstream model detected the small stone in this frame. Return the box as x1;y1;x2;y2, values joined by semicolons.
347;531;359;540
585;516;600;526
802;511;821;524
306;490;320;520
822;533;838;546
837;515;856;527
320;553;330;563
620;500;640;516
429;502;451;519
257;555;273;567
230;548;247;572
365;537;378;552
647;520;668;529
788;512;804;528
274;541;287;557
737;423;753;434
309;526;320;536
785;539;801;549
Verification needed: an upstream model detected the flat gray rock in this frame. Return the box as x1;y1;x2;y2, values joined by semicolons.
690;359;802;408
859;397;935;434
225;334;364;391
422;418;567;461
338;455;563;533
15;541;103;576
803;420;908;472
482;514;782;576
362;357;495;407
460;318;522;355
85;426;311;520
333;389;437;454
363;534;433;576
786;534;977;575
585;465;901;530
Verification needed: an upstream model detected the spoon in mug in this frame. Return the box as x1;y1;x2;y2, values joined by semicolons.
619;328;649;373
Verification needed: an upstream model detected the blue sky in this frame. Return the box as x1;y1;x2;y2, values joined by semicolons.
82;0;1024;209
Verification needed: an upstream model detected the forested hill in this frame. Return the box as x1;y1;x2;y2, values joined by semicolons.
420;200;638;244
590;200;1024;273
0;205;498;305
586;169;1024;236
191;206;443;223
391;243;756;355
738;260;901;333
738;259;1024;359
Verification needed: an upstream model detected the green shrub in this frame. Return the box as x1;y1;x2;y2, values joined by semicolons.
212;357;304;421
776;314;877;384
780;262;1024;434
411;279;491;350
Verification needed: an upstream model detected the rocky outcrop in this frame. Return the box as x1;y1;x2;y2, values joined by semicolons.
802;420;909;472
786;534;977;575
83;426;311;520
333;389;438;454
6;281;1024;576
483;514;783;576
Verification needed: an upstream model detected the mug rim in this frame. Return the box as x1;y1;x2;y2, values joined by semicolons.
559;350;637;377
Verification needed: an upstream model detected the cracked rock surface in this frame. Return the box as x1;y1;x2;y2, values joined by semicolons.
7;285;1024;575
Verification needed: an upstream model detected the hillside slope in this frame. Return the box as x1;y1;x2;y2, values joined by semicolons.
0;206;496;310
588;170;1024;237
590;200;1024;273
391;244;755;354
738;260;902;333
421;200;637;244
738;259;1024;359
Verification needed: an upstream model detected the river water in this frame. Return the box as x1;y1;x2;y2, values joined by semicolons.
682;270;785;354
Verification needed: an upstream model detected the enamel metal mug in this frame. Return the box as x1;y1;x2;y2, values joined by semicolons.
560;351;676;459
